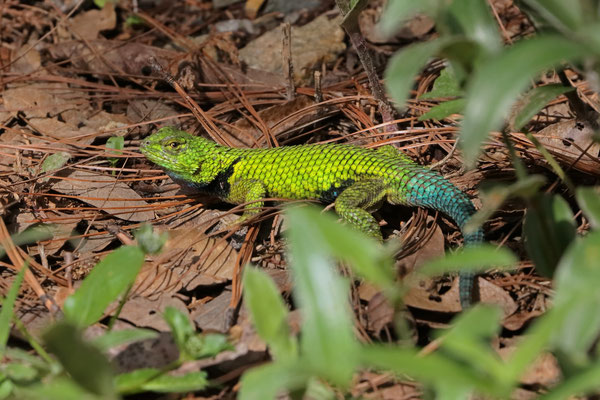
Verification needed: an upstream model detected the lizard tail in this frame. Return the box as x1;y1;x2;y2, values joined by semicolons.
399;169;483;309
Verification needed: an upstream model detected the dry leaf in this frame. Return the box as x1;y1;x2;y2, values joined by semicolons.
404;276;517;317
66;4;116;40
534;119;600;174
190;289;232;332
52;169;154;221
118;296;190;331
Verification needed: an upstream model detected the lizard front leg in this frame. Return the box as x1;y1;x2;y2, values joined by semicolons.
335;179;388;241
228;178;267;224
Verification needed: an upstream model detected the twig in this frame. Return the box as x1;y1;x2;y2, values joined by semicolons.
282;22;295;101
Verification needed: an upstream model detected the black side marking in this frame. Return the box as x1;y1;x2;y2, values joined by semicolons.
318;178;355;203
203;157;240;198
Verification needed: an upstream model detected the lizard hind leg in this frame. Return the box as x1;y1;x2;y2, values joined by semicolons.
334;179;388;241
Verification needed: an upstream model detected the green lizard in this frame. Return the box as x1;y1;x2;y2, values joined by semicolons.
141;126;483;309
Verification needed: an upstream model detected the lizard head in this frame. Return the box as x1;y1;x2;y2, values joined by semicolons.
140;127;217;181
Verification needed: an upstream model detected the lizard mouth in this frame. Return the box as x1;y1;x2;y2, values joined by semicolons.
140;145;177;169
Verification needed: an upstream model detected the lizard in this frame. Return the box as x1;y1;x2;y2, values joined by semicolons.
140;126;484;309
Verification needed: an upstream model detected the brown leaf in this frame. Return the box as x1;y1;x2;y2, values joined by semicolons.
118;296;190;331
48;40;179;76
15;211;80;256
51;169;154;221
3;83;77;119
133;230;238;299
534;120;600;174
65;4;116;41
190;289;232;332
366;292;394;334
396;222;445;276
239;14;346;84
405;276;517;317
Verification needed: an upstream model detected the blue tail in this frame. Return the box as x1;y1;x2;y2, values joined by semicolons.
403;170;483;309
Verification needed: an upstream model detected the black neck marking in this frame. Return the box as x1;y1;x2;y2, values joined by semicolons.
164;157;239;198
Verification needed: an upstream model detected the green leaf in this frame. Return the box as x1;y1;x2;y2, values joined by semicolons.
41;152;71;173
63;245;145;327
336;0;369;28
162;307;194;352
360;344;497;394
444;0;501;55
500;304;567;384
43;322;114;397
523;194;576;277
106;136;124;170
162;307;230;360
460;35;588;167
116;368;161;394
243;267;297;362
106;136;124;153
133;224;168;255
286;206;360;386
91;328;158;352
512;84;574;131
519;0;583;33
15;377;100;400
0;225;55;259
125;14;146;27
551;231;600;365
420;244;517;275
3;363;38;383
0;380;13;400
239;362;309;400
139;371;208;393
183;333;232;360
118;368;209;394
378;0;439;37
385;38;454;111
286;206;396;297
539;362;600;400
437;305;507;387
0;265;26;357
419;99;466;121
420;68;464;99
93;0;116;9
576;187;600;230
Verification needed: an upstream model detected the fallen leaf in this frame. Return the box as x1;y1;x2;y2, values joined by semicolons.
66;3;116;40
190;289;232;332
118;296;190;332
52;169;155;221
533;119;600;174
404;276;517;317
239;14;346;83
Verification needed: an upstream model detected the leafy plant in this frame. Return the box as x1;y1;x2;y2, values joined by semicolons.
1;225;230;399
240;203;600;399
381;0;599;167
106;136;124;173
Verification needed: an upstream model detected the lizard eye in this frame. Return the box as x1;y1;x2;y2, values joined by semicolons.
165;139;183;150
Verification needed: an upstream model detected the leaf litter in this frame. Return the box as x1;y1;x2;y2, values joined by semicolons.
0;0;598;398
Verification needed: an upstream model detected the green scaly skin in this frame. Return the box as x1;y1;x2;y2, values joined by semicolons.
141;127;483;309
